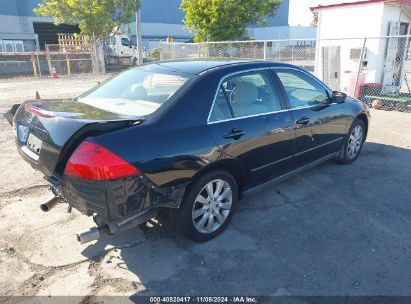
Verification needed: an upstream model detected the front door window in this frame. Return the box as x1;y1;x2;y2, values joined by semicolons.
276;70;330;109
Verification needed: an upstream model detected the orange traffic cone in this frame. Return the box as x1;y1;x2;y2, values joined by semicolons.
35;90;41;99
51;67;60;78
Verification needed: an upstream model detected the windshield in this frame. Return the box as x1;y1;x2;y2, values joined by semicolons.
121;37;130;46
78;69;191;117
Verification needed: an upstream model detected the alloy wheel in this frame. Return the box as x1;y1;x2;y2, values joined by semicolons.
347;125;363;159
192;179;232;234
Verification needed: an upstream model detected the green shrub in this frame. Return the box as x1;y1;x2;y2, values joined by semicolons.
148;48;160;61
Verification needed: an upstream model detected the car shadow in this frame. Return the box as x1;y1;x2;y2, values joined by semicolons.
80;141;411;297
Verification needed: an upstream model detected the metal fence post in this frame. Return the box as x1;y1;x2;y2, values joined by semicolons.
171;43;174;60
65;53;71;76
263;40;267;60
353;37;367;98
36;51;42;78
91;44;97;74
30;52;37;78
91;43;97;74
45;44;52;76
278;42;281;61
98;44;106;74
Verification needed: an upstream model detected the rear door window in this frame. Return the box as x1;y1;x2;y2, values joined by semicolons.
209;86;233;122
209;70;282;122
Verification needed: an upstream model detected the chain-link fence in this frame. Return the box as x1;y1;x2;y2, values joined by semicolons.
0;52;48;79
0;43;134;79
45;44;104;76
356;36;411;112
2;36;411;112
159;40;317;70
0;46;100;79
160;36;411;112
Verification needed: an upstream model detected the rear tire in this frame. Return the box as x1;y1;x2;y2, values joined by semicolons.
337;119;366;164
176;170;238;242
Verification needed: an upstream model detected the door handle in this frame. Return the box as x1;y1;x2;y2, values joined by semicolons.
295;117;310;125
223;128;245;140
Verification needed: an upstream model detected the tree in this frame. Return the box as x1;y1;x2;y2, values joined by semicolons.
181;0;282;42
311;12;318;27
34;0;140;38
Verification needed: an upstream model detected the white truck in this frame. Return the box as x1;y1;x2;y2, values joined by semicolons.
103;34;139;65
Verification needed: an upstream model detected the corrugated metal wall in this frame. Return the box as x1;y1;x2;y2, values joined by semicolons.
1;0;290;27
0;0;40;16
140;0;290;26
141;0;185;24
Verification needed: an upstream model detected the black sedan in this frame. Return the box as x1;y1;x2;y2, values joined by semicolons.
9;60;370;243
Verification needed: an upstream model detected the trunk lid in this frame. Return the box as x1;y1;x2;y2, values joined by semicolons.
13;99;142;177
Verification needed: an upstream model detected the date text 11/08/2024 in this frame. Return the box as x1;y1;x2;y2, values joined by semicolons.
149;296;258;303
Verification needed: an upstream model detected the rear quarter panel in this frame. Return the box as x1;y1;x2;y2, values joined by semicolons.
88;73;224;188
90;123;220;188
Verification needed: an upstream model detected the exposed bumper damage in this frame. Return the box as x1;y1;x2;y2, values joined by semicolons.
45;174;186;241
4;104;21;126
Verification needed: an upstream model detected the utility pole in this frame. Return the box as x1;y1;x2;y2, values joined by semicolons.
135;4;143;65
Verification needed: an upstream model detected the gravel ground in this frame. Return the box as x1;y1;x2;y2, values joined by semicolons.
0;77;410;302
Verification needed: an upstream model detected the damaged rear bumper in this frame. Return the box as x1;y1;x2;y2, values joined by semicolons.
46;173;186;238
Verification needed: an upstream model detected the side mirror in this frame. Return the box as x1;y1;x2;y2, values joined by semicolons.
332;91;347;103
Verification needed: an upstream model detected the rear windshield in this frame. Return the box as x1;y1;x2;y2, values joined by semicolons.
78;69;191;117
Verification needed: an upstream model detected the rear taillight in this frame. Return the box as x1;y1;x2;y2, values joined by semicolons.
25;104;55;118
64;141;140;180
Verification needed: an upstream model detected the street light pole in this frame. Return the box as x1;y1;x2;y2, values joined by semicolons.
135;4;143;65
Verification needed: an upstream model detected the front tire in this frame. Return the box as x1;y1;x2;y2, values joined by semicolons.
177;170;238;242
337;119;366;164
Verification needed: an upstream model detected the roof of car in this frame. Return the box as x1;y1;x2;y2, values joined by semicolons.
147;59;295;75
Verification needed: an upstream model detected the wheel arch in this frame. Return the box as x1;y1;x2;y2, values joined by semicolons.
355;112;369;139
190;158;248;196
